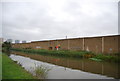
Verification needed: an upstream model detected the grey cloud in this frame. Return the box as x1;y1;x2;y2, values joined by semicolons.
1;0;118;42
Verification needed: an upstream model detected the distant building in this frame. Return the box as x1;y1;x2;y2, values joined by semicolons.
22;40;26;43
15;40;20;44
7;39;12;43
0;38;3;43
0;38;4;47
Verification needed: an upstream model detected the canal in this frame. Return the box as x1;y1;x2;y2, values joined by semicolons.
9;51;119;79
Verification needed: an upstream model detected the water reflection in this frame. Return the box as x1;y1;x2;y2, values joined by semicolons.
11;51;119;79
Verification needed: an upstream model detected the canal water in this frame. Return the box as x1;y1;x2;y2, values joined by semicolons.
9;51;119;79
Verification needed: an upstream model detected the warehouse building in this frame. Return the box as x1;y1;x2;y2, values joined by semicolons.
12;35;120;54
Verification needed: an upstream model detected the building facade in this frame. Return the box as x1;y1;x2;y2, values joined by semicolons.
12;35;120;54
15;40;20;44
22;40;26;43
7;39;12;43
0;38;3;44
0;38;3;49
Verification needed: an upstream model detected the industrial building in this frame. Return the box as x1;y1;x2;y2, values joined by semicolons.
22;40;26;43
7;39;12;43
12;35;120;54
0;38;4;48
0;38;3;44
15;40;20;44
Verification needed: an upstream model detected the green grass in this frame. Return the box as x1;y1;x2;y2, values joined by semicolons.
2;53;35;79
91;54;120;62
11;48;120;62
89;58;102;62
11;48;94;58
0;52;2;80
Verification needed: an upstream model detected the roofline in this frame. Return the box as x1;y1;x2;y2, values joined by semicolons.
31;34;120;43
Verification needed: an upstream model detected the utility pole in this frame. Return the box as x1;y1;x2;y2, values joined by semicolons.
66;36;67;39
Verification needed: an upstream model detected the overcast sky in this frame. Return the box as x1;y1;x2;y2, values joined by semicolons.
1;0;119;42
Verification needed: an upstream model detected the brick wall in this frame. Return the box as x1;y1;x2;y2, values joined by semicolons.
12;35;120;54
84;37;102;54
69;38;83;51
103;36;119;54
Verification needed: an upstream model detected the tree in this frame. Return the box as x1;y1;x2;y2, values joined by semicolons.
2;41;12;55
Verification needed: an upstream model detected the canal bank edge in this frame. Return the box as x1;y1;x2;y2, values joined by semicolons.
2;53;36;79
11;48;120;63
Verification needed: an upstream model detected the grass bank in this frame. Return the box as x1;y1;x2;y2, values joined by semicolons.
11;48;120;62
0;52;2;80
11;48;94;58
2;53;35;79
90;54;120;62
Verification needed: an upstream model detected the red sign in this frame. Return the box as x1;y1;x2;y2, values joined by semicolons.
56;46;58;48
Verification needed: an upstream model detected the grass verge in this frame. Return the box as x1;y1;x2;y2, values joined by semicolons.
2;53;35;79
0;52;2;80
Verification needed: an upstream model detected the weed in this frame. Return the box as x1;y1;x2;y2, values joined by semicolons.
33;64;51;79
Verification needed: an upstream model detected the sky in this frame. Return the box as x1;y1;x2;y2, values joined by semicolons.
1;0;119;42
